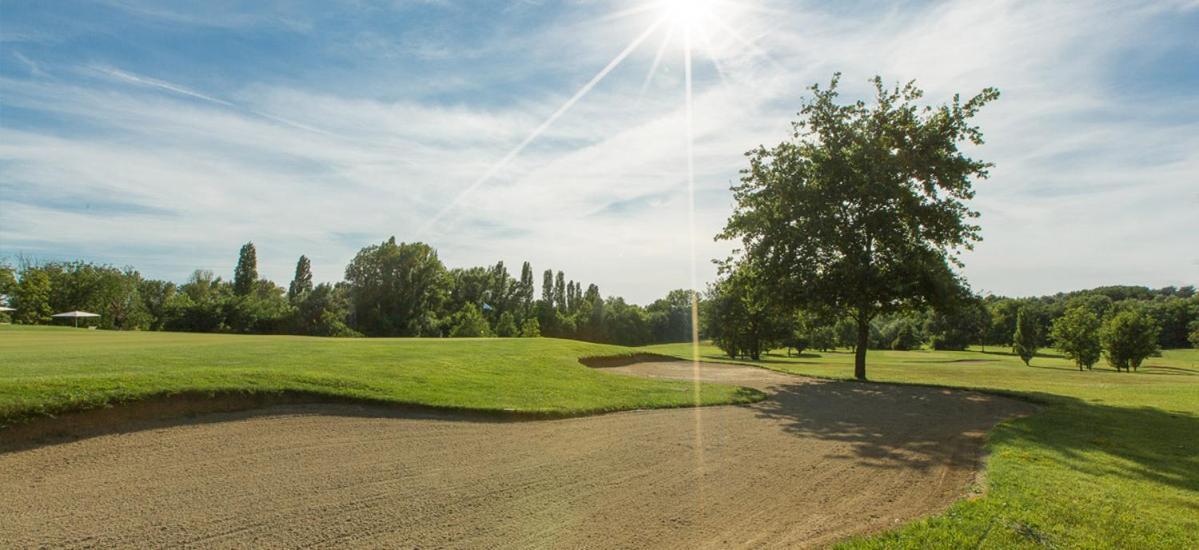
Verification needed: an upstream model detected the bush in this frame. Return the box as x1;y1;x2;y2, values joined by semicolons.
449;303;492;337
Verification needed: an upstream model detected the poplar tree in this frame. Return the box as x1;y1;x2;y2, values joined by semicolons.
1013;307;1038;366
554;271;566;312
288;255;313;302
233;242;258;296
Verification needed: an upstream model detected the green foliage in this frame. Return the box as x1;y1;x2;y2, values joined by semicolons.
1012;307;1038;365
1050;306;1102;371
925;299;988;351
706;261;787;360
882;317;924;351
344;238;448;336
719;74;997;379
233;242;258;296
494;311;518;337
0;262;16;304
449;303;492;337
519;317;540;337
14;269;52;324
293;283;358;337
287;255;313;302
1101;310;1160;372
1190;320;1199;348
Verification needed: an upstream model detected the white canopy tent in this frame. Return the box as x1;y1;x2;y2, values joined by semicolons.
52;310;100;328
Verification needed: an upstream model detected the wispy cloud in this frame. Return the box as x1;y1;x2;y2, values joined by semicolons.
1;0;1196;301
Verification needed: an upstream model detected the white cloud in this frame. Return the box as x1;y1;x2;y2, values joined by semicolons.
1;0;1196;301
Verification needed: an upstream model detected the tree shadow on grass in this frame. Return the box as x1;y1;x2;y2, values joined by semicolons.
993;393;1199;493
748;380;1036;472
749;379;1199;494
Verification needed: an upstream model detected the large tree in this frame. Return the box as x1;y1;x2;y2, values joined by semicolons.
344;237;449;336
720;74;998;379
233;242;258;296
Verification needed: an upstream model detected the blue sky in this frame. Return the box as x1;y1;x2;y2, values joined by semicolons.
2;0;1197;303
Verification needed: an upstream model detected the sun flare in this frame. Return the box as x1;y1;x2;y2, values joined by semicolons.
661;0;718;32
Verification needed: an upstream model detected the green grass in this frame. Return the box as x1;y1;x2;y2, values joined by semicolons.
0;325;761;427
647;342;1199;549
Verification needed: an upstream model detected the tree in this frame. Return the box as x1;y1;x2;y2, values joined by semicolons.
519;317;541;337
495;311;518;337
233;242;258;296
1101;310;1159;372
344;238;449;336
1188;320;1199;348
14;269;52;324
0;262;16;308
288;255;313;302
1050;306;1101;371
517;262;535;319
1013;307;1038;366
706;261;787;360
553;271;566;312
719;75;998;380
449;303;492;337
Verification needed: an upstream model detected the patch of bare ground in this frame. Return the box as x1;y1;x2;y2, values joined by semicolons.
0;361;1034;548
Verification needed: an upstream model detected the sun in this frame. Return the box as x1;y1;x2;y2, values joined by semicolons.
660;0;719;33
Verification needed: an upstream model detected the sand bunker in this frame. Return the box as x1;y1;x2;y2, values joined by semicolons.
0;361;1033;548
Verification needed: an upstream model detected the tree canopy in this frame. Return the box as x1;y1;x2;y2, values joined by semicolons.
720;74;999;379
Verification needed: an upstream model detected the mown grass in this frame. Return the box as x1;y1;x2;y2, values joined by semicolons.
0;325;762;428
647;342;1199;549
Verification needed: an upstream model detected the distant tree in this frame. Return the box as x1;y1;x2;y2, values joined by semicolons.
884;317;924;351
925;298;988;351
706;261;787;360
553;271;566;312
1101;310;1159;372
0;262;16;305
288;255;314;302
519;317;541;337
293;283;358;337
344;238;449;336
1050;306;1102;371
449;302;492;337
495;311;518;337
233;242;258;296
1188;320;1199;348
14;269;52;324
719;74;998;380
647;289;694;343
1013;307;1038;366
518;262;535;318
541;270;554;306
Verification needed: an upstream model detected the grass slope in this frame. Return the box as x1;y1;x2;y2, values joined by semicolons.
648;342;1199;549
0;326;761;428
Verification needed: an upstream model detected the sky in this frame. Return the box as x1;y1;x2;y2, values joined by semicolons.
1;0;1197;304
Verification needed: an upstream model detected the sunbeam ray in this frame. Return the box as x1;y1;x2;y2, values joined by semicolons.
639;23;677;99
418;17;668;236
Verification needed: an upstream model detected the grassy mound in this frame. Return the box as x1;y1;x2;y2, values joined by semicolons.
0;326;762;429
649;342;1199;548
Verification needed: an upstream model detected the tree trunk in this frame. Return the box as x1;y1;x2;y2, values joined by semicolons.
854;314;869;381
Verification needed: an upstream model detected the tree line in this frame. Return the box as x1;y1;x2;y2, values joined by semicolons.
0;238;696;346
